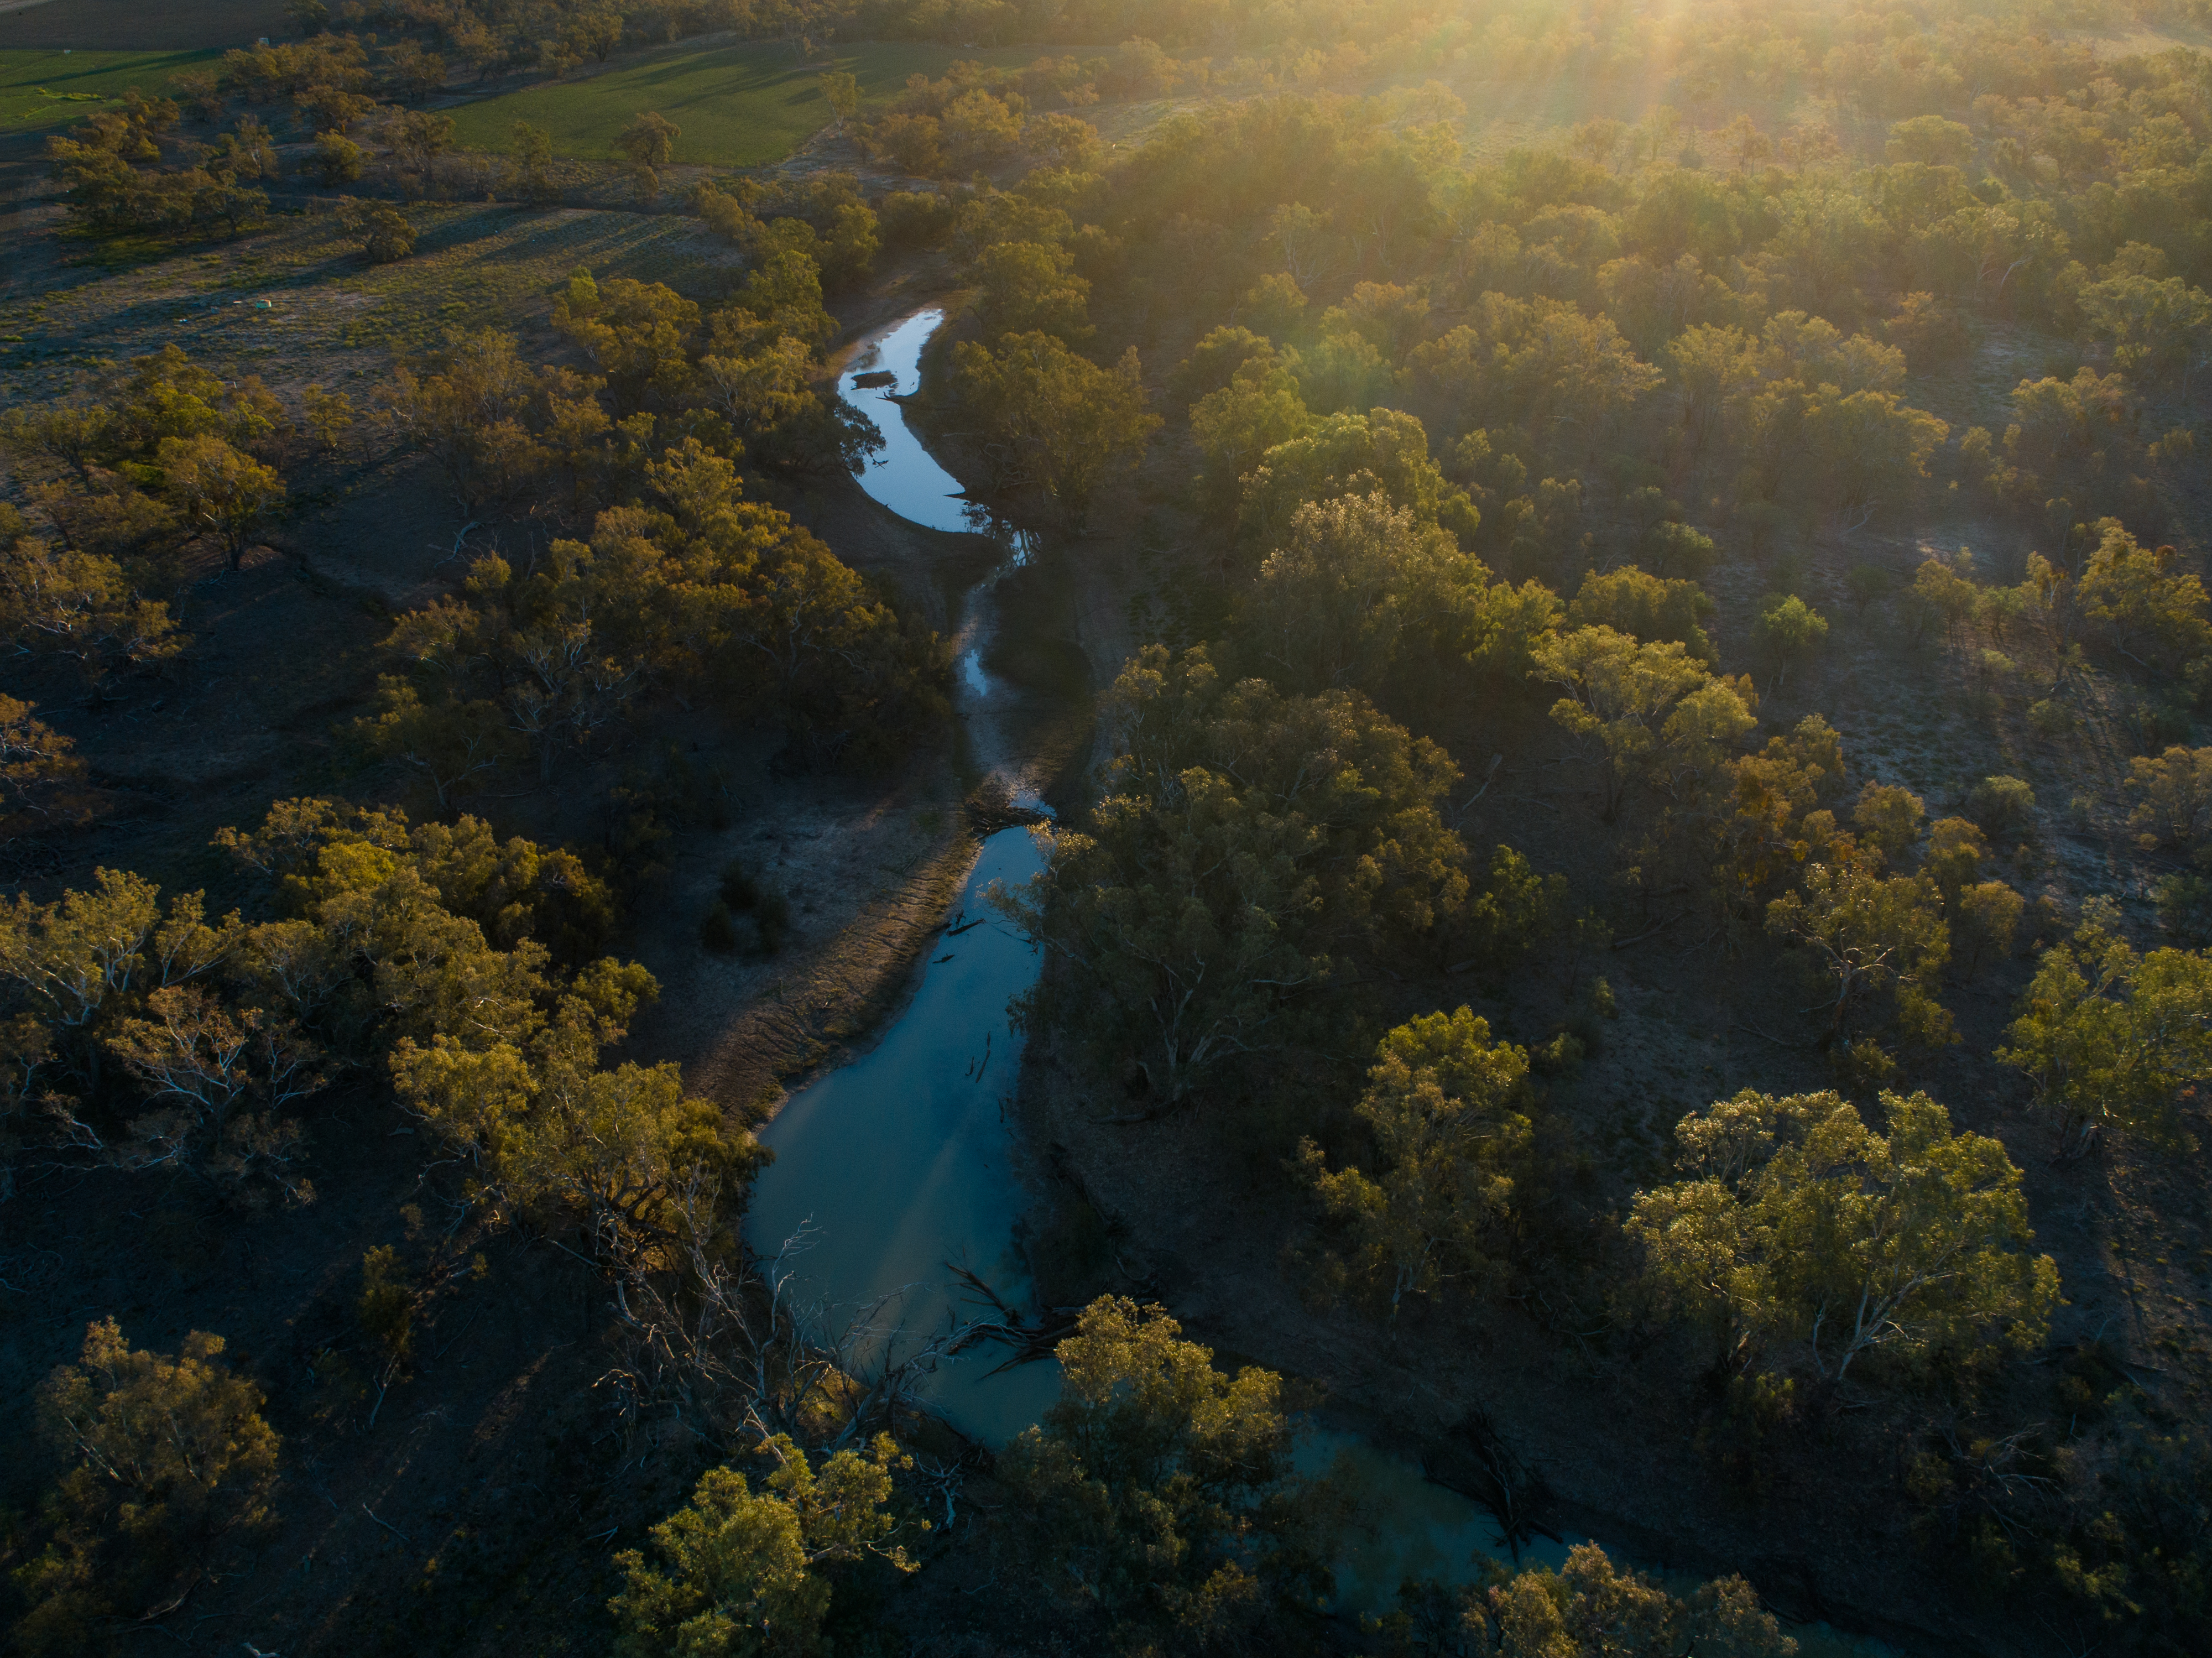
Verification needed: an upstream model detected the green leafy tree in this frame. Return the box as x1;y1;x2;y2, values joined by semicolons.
2126;745;2212;852
2078;270;2212;392
998;646;1465;1106
0;695;87;841
1300;1008;1533;1315
951;331;1158;528
2078;523;2212;675
615;110;681;170
0;870;234;1096
1799;388;1948;513
510;119;558;204
693;333;819;454
818;70;859;131
554;274;700;410
1750;593;1828;690
1766;853;1953;1047
940;88;1022;168
609;1435;916;1657
1455;1543;1797;1657
1566;565;1714;663
385;108;455;172
1531;625;1756;822
339;197;416;263
615;110;680;201
0;530;187;695
1965;774;2036;846
14;1320;279;1652
1024;110;1103;173
973;239;1092;341
306;131;363;185
1996;908;2212;1151
1237;407;1480;552
1921;816;1988;901
302;384;354;454
351;678;522;813
1630;1089;2058;1382
1404;295;1662;435
1188;355;1313;512
296;85;375;134
562;6;625;65
106;984;327;1202
1911;551;1980;646
156;433;283;571
994;1297;1335;1646
1703;716;1846;926
1851;783;1924;863
1239;491;1479;695
1954;880;2024;980
216;796;617;969
374;330;567;513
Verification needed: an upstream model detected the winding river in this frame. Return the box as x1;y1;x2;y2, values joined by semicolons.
740;308;1887;1649
745;308;1058;1446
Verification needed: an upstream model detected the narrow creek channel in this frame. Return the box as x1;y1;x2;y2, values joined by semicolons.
743;307;1890;1649
745;306;1058;1446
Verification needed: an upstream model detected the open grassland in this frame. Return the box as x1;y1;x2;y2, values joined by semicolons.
322;203;735;353
0;202;732;391
444;39;1035;166
0;48;218;133
0;0;288;52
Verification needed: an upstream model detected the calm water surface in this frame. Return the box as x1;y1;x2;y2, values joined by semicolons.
744;828;1058;1444
841;308;992;535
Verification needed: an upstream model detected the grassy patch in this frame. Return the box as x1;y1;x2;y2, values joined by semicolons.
325;205;731;354
0;206;735;399
0;48;218;132
442;39;1035;167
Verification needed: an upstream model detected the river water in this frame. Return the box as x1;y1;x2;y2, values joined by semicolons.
746;306;1058;1445
741;307;1889;1648
744;826;1060;1444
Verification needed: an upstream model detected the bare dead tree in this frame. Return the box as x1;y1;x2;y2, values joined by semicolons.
593;1177;997;1462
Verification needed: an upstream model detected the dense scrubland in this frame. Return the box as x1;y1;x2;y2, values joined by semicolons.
5;0;2212;1653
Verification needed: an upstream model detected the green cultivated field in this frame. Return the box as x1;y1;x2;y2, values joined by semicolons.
444;40;1035;166
0;48;217;133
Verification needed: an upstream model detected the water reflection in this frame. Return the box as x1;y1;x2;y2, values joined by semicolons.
838;306;1035;559
1300;1430;1890;1652
745;827;1058;1445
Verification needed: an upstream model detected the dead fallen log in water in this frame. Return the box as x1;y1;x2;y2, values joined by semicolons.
944;1261;1082;1375
1420;1405;1564;1564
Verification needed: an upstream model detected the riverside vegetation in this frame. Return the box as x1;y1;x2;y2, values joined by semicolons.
3;0;2212;1654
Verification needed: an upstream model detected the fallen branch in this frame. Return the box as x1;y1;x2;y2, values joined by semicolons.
361;1504;411;1545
